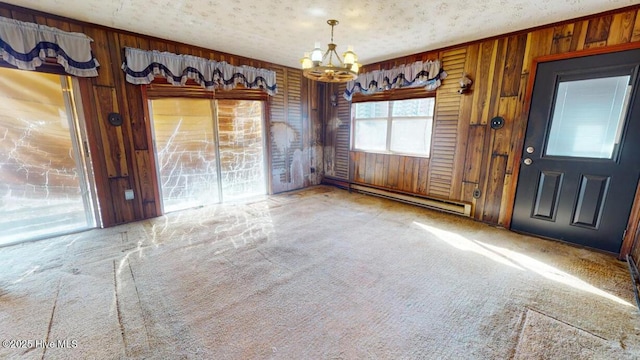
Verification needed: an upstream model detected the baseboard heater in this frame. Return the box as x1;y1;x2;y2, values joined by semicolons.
349;184;472;217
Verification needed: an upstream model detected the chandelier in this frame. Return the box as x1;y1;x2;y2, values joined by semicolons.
300;20;359;83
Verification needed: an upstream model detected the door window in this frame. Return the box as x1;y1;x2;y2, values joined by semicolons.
545;75;631;159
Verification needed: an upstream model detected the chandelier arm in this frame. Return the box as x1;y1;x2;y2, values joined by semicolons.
322;49;331;64
330;48;343;67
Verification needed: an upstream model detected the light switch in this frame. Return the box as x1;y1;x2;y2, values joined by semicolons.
124;189;134;200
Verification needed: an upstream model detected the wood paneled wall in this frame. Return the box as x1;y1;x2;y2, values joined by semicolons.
0;3;313;227
324;5;640;232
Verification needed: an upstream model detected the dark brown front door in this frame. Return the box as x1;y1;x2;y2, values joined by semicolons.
511;49;640;253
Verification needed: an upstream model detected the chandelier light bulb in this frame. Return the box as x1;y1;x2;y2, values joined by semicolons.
343;45;356;66
311;42;323;62
300;53;312;69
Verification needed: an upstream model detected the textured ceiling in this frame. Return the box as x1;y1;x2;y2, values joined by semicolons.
4;0;640;68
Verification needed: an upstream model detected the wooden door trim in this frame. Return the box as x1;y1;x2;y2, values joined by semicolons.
140;86;163;216
506;41;640;258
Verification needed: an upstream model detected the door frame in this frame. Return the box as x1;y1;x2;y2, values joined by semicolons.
507;41;640;259
141;83;271;215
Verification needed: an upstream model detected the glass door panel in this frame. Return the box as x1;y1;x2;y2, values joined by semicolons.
0;68;96;245
217;100;265;201
150;98;220;212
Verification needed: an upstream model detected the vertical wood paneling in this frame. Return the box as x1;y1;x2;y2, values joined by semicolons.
364;152;376;184
506;74;530;176
632;15;640;42
502;35;528;97
373;154;385;186
585;16;613;47
387;155;400;189
498;173;514;226
470;41;497;125
93;86;128;178
411;159;421;193
482;155;508;224
402;157;415;192
586;16;613;42
570;21;589;51
416;158;430;195
125;82;148;150
463;126;486;184
607;11;637;45
353;152;365;183
133;150;157;218
462;181;478;206
522;28;555;75
109;177;135;224
83;27;114;87
551;24;575;54
492;97;518;156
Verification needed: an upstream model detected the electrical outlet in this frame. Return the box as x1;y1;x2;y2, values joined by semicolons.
124;189;134;200
472;188;481;199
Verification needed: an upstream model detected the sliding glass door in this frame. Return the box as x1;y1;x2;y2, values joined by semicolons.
0;67;97;245
149;98;265;213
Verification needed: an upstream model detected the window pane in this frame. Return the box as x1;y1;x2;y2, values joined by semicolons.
355;101;389;119
392;98;435;117
546;76;630;159
151;99;220;212
355;119;387;151
0;68;94;245
390;119;432;155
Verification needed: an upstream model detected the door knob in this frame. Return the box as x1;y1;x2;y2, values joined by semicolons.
523;158;533;165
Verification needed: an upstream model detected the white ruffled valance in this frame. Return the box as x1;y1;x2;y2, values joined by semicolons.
0;16;99;77
344;60;447;101
121;47;277;96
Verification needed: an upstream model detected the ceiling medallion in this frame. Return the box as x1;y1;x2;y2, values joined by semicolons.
300;20;359;83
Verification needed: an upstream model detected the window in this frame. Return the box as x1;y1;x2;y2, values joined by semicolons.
545;76;631;159
353;97;435;157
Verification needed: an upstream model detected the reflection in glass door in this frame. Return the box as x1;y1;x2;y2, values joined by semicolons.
149;98;265;213
0;67;97;245
149;99;220;213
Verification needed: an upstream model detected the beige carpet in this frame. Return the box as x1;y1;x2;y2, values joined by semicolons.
0;186;639;359
514;308;621;359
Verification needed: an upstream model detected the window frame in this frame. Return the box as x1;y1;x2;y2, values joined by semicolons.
351;94;436;158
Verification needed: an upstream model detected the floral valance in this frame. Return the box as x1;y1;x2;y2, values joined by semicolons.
0;16;99;77
121;47;277;96
344;60;447;101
